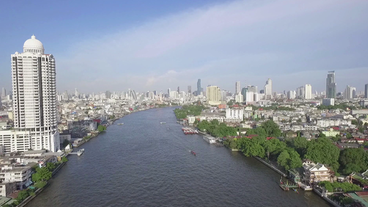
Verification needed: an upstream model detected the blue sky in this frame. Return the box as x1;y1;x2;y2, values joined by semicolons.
0;0;367;94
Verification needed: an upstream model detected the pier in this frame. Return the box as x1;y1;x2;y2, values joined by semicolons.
69;149;85;156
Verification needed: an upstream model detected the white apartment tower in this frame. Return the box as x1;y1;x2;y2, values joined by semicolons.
235;81;241;95
9;35;59;152
264;78;272;99
304;84;312;99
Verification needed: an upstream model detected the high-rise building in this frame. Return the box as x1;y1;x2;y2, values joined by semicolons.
197;79;202;95
74;88;79;98
305;84;312;99
2;35;60;152
1;88;6;98
206;85;221;105
264;78;272;99
241;87;248;102
365;84;368;98
247;85;258;93
235;81;241;95
326;71;336;98
344;85;356;100
188;86;191;94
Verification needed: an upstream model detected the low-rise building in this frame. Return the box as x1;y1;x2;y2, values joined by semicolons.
303;161;333;184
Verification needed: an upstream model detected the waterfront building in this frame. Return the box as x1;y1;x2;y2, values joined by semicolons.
0;35;60;152
326;71;336;98
264;78;272;99
365;84;368;98
206;85;221;105
235;81;241;95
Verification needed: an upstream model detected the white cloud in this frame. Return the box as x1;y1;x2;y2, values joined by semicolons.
57;0;368;93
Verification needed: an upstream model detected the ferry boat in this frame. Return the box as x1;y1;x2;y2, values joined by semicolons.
77;149;85;156
203;135;216;144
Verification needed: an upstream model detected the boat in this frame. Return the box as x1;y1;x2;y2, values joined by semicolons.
191;150;196;156
77;149;85;156
182;127;198;135
160;122;166;124
203;135;216;144
117;123;124;125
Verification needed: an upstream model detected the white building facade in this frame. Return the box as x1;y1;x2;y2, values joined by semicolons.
264;78;272;99
0;35;60;152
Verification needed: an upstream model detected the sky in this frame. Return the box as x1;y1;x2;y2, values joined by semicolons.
0;0;367;94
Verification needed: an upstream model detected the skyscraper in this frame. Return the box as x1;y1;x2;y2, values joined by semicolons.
235;81;240;94
344;85;356;100
197;79;202;95
305;84;312;99
264;78;272;99
1;87;6;98
365;84;368;98
8;35;59;152
326;71;336;98
206;85;221;105
188;86;191;94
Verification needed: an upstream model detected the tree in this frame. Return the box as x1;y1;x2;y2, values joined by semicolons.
277;149;302;170
339;148;368;174
197;120;210;132
263;138;286;159
16;189;29;203
46;162;56;171
261;120;281;137
61;156;68;163
277;150;290;169
98;125;106;132
288;149;303;170
304;137;340;171
32;167;52;183
292;137;308;157
242;137;266;158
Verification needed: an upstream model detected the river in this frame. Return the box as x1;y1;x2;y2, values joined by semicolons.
27;107;330;207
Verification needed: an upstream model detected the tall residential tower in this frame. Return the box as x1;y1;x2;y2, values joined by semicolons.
2;35;60;152
326;71;336;98
264;78;272;99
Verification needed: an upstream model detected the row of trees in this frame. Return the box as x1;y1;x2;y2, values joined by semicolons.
319;181;362;192
251;105;296;111
197;120;237;138
174;105;205;119
224;120;368;174
224;135;303;170
317;103;357;110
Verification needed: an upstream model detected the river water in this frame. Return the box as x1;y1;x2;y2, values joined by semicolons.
27;107;330;207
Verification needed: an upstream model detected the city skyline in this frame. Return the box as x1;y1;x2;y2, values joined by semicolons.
0;0;367;93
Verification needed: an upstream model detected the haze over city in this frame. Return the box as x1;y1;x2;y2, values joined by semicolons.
1;0;368;93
